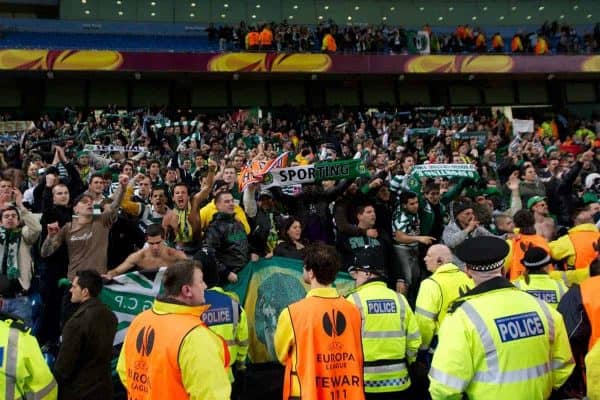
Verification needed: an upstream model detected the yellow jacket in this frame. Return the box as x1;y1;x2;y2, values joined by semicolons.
347;280;421;393
512;273;568;309
117;299;231;400
429;279;574;400
0;318;57;399
549;268;590;287
203;287;249;382
549;223;599;268
415;263;474;350
199;200;250;234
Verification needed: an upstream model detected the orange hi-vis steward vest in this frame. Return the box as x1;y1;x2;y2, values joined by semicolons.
247;32;259;47
511;36;522;52
325;34;337;51
492;35;503;49
510;234;550;281
283;296;365;400
124;309;229;400
259;29;272;46
581;276;600;351
569;230;600;269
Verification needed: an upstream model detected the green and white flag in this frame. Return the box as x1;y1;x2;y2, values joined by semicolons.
453;131;488;145
100;269;166;345
408;163;479;190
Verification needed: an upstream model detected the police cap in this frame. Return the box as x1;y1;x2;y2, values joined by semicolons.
455;236;509;272
348;247;386;276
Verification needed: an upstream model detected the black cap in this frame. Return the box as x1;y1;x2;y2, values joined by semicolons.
348;247;386;276
455;236;509;271
521;246;551;270
453;200;473;218
212;179;228;192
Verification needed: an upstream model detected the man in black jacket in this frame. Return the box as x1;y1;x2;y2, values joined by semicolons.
53;270;117;400
202;191;258;285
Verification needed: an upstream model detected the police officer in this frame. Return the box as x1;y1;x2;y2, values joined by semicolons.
512;245;568;309
199;251;249;399
429;236;574;400
0;313;57;399
415;244;473;358
347;247;421;399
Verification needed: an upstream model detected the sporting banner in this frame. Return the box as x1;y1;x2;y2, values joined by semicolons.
440;115;474;127
408;163;480;190
453;131;488;145
512;118;534;134
84;144;148;153
407;128;438;138
261;159;370;189
100;257;355;363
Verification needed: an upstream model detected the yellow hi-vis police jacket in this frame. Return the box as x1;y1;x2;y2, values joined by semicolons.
414;263;474;351
512;273;568;309
429;277;574;400
0;317;57;399
347;280;421;393
203;287;249;381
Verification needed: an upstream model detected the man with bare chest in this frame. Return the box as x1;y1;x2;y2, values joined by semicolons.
104;224;187;278
528;196;555;241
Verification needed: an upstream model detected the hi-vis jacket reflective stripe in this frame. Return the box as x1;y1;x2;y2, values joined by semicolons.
513;274;567;309
505;234;550;281
347;280;421;393
549;267;590;287
429;279;574;400
581;275;600;351
415;263;474;351
203;287;249;381
0;319;57;400
274;287;365;400
549;223;600;269
118;300;231;400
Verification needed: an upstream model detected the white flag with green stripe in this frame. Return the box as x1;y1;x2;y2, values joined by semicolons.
100;268;166;345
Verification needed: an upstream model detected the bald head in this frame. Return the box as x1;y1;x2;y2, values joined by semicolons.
424;244;453;272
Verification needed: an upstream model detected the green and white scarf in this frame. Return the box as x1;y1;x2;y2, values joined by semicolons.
0;228;21;280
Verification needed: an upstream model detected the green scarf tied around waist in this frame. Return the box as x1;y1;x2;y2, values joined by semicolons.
0;227;21;281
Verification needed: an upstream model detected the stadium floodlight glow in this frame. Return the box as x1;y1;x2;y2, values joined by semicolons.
191;2;196;6
189;13;195;17
84;9;90;14
526;15;531;19
419;6;425;11
499;15;505;20
587;14;593;18
151;12;156;16
293;4;298;9
220;13;226;18
573;5;578;10
448;7;453;11
483;6;488;11
324;5;329;10
354;6;359;10
255;4;261;8
223;4;228;7
251;14;256;18
151;1;156;6
318;15;323;20
538;5;544;11
118;10;123;15
288;15;294;19
347;16;352;20
472;16;477;20
511;6;517;11
559;14;565;19
116;0;121;4
390;6;395;11
382;16;387;21
81;0;86;4
438;16;443;21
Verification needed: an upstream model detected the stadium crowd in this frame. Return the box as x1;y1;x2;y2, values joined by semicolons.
0;103;599;399
206;20;600;54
